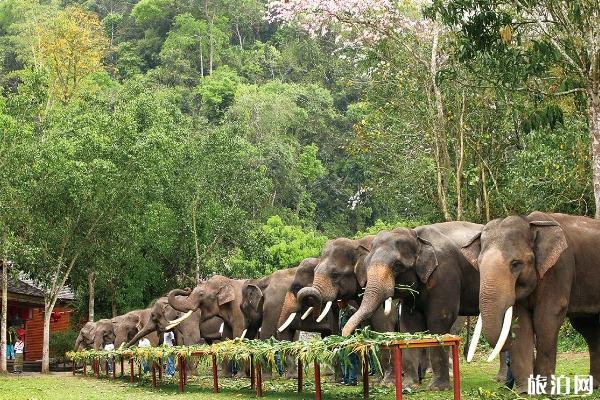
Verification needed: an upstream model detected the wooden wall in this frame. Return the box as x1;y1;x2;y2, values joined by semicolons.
24;306;71;361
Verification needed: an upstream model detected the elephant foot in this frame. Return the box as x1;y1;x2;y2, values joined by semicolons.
380;372;396;386
401;374;421;389
514;383;528;394
494;372;507;382
427;379;450;391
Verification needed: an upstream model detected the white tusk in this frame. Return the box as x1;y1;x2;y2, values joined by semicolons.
240;329;247;339
301;307;314;320
487;306;513;362
466;314;482;363
219;322;224;335
166;310;193;330
316;301;332;323
398;304;402;320
277;313;297;332
384;297;392;316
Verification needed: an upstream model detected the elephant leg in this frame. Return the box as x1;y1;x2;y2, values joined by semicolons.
507;304;534;393
398;308;426;388
284;353;298;378
425;312;458;391
222;359;235;378
495;351;509;382
532;299;567;383
570;315;600;388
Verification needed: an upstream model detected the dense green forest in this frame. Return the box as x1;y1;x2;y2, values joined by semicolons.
0;0;594;326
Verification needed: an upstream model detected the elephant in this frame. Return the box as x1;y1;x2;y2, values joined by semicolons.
340;223;487;390
461;212;600;393
241;262;338;378
93;315;125;350
275;257;339;338
293;236;399;385
168;275;248;339
74;321;96;351
125;297;228;348
114;308;159;348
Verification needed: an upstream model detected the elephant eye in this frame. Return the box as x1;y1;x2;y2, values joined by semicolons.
510;260;524;273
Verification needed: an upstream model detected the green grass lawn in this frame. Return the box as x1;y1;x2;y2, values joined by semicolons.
0;353;597;400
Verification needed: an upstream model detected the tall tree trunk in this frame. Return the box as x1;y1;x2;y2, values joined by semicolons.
430;23;452;221
191;198;201;284
41;300;54;373
112;295;117;318
481;162;491;222
87;271;95;322
588;84;600;218
1;259;8;373
455;91;466;221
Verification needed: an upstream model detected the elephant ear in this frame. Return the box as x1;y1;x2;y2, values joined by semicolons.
414;233;439;284
530;220;568;279
461;232;481;269
246;284;263;311
217;284;236;306
354;236;373;288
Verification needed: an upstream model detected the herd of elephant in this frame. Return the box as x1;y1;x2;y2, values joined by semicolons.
74;212;600;394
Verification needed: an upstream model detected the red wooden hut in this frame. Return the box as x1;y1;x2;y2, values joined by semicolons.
2;271;74;361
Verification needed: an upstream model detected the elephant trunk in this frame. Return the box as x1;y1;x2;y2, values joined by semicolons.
125;321;156;348
74;334;83;351
342;264;395;336
296;286;322;307
168;288;194;313
479;278;514;360
277;291;299;330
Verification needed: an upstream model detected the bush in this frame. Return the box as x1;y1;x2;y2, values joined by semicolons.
50;329;79;364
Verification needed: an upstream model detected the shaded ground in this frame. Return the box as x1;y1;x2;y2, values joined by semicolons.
0;353;597;399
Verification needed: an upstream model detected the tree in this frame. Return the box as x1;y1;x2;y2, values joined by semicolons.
431;0;600;216
267;0;460;220
31;6;109;105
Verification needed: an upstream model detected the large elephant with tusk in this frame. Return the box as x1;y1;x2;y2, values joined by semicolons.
461;212;600;393
291;236;399;385
125;297;228;348
167;275;248;339
340;222;507;390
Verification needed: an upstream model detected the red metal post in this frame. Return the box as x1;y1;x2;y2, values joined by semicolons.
250;355;255;389
452;343;461;400
212;354;219;393
152;362;157;388
120;358;124;378
95;360;100;379
178;355;184;393
297;359;303;393
255;359;263;397
393;346;403;400
183;358;188;385
314;361;322;400
130;358;135;383
105;360;109;377
362;353;369;399
112;357;116;379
